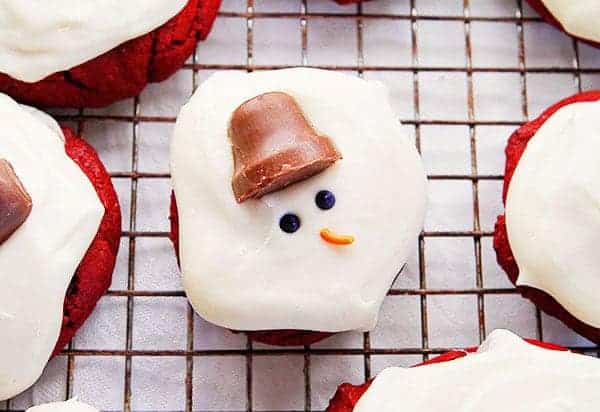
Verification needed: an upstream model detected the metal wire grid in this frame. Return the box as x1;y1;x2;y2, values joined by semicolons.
5;0;600;411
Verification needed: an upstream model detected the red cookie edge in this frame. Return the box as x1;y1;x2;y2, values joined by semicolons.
325;338;567;412
169;193;335;346
52;128;122;356
526;0;600;48
493;90;600;344
0;0;221;108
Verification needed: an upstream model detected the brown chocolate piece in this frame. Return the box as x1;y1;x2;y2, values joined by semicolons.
229;92;342;203
0;159;32;244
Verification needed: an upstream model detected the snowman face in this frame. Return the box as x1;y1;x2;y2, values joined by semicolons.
0;0;187;82
171;69;427;333
279;190;354;245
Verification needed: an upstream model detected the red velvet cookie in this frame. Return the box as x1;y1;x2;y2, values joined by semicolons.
0;0;221;108
326;338;566;412
53;128;122;355
493;91;600;344
169;70;426;348
169;194;333;346
526;0;600;48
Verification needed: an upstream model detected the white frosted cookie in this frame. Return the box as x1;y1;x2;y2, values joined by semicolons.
505;100;600;329
538;0;600;43
0;94;104;400
0;0;187;82
354;329;600;412
27;399;98;412
171;68;427;333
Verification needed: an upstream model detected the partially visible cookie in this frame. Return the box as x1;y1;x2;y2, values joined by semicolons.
527;1;600;47
326;330;594;412
27;399;98;412
0;0;221;108
493;91;600;343
0;94;120;400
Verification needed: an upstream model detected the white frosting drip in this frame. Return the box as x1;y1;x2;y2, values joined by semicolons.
506;101;600;328
171;68;427;332
541;0;600;42
355;329;600;412
0;0;188;82
27;399;98;412
0;94;104;400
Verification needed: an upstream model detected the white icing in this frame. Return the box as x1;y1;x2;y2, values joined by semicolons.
0;93;104;400
27;399;98;412
506;101;600;328
355;329;600;412
541;0;600;43
0;0;188;82
171;68;427;332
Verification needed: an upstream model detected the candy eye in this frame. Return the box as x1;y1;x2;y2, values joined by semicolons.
315;190;336;210
279;213;301;233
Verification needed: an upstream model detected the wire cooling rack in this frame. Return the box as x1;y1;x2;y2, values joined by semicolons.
4;0;600;411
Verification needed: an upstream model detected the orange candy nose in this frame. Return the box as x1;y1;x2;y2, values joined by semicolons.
320;228;355;246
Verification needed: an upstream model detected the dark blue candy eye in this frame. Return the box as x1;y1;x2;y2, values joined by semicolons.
315;190;336;210
279;213;301;233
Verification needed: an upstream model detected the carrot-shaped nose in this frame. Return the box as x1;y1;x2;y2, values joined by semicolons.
320;228;354;246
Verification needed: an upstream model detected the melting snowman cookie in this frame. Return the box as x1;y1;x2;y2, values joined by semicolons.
170;68;427;344
0;93;120;401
